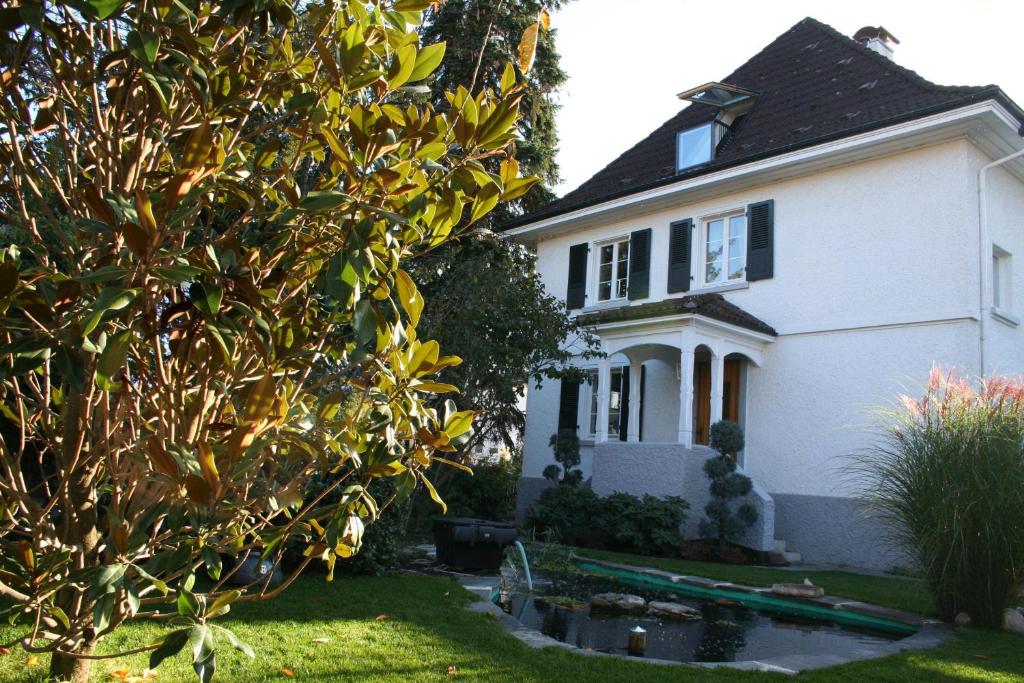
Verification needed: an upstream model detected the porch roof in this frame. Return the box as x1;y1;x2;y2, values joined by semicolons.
576;294;778;337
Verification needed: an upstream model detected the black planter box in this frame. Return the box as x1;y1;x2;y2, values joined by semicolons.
433;517;518;570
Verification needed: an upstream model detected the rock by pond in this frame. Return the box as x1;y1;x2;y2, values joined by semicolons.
648;601;702;620
770;582;825;599
589;592;646;612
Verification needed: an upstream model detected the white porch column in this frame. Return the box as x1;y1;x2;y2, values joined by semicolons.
677;348;696;446
596;357;611;443
710;350;725;427
626;357;642;443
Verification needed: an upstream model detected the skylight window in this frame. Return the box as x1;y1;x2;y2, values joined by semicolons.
677;124;714;171
676;82;756;108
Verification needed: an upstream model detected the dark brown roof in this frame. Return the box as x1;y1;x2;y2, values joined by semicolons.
505;17;1020;229
576;294;777;337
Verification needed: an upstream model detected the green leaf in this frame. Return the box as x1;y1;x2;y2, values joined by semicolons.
194;651;216;683
75;266;129;284
95;329;132;391
153;263;203;284
212;624;255;658
82;288;139;336
419;472;446;514
286;91;317;111
49;606;71;631
92;592;115;633
300;190;353;212
188;624;212;662
353;300;376;346
206;590;240;619
149;628;190;669
88;563;126;599
387;43;417;89
408;41;445;82
500;61;516;95
177;587;200;618
189;282;222;318
68;0;126;20
126;30;160;65
468;182;500;225
444;410;474;438
201;546;222;581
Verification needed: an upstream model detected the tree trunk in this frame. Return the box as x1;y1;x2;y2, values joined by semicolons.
49;644;94;683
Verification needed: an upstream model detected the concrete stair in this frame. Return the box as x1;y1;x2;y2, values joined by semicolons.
773;538;803;564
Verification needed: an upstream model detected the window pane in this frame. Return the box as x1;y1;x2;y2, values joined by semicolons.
608;369;622;436
598;282;611;301
600;244;613;265
728;215;746;280
677;124;713;171
705;219;724;284
588;370;598;434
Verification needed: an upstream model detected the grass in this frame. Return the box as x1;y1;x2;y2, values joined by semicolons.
0;572;1020;682
574;547;936;614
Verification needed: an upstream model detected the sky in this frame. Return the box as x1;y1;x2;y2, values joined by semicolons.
550;0;1024;196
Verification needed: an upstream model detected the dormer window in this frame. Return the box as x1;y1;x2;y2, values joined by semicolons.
677;123;718;171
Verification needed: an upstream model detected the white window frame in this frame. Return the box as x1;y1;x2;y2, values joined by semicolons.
581;366;626;439
592;236;631;304
992;244;1015;321
698;209;748;289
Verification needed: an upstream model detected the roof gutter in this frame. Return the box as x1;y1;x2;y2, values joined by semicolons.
976;145;1024;376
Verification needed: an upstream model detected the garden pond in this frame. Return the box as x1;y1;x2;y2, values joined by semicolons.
499;568;910;664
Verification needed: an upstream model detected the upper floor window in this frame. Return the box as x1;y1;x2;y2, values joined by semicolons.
993;245;1013;312
703;212;746;286
597;238;630;301
676;122;727;172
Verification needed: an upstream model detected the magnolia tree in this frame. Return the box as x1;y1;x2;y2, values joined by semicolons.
0;1;537;680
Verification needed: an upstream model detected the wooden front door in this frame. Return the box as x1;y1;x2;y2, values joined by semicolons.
694;358;742;445
693;361;711;445
723;358;741;423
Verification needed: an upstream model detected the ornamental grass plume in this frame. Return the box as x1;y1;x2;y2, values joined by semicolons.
856;367;1024;627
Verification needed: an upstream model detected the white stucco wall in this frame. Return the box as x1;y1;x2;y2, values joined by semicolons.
520;139;1023;502
971;150;1024;376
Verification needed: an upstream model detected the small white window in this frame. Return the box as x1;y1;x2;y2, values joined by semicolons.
993;245;1012;312
596;238;630;302
585;367;625;438
703;212;747;286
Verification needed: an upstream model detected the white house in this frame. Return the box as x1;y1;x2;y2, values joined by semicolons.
505;19;1024;570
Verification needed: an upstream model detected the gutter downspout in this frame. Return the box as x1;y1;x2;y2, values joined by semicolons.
977;146;1024;376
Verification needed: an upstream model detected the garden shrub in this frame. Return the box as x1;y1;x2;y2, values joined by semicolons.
528;487;688;556
855;368;1024;628
543;429;584;485
440;453;520;522
700;420;758;553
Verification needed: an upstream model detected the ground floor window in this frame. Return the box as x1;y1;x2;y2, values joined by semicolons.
586;367;624;437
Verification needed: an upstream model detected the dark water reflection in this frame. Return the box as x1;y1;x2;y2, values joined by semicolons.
502;572;901;663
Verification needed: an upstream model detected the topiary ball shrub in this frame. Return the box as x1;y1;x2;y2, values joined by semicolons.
710;419;745;457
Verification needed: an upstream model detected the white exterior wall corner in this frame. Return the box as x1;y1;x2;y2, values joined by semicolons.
971;147;1024;376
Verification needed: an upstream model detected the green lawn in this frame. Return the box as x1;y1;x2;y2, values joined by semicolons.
1;573;1021;682
574;548;936;615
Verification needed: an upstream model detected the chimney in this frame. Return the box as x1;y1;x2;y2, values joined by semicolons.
852;25;899;60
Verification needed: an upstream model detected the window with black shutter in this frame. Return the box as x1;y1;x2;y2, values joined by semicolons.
557;379;580;433
668;218;693;293
565;243;588;309
746;199;774;281
627;228;651;300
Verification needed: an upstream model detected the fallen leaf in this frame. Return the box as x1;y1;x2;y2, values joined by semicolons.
974;654;990;660
280;669;295;677
375;614;389;621
26;655;38;667
310;637;331;644
0;647;10;655
447;665;458;676
109;671;132;681
442;591;450;597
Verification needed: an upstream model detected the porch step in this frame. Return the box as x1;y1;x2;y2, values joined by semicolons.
783;551;802;564
773;538;787;553
772;539;802;564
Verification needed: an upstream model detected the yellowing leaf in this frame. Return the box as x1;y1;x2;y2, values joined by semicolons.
540;8;551;30
517;22;539;74
243;373;276;424
443;410;475;438
280;669;295;677
181;121;213;171
420;472;446;514
394;270;423;326
197;441;219;490
413;381;459;394
375;614;389;621
310;637;331;644
26;655;38;667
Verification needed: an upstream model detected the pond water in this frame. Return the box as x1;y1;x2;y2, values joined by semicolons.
500;571;903;663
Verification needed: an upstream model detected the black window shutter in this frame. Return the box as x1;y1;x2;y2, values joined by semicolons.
627;228;651;300
667;219;692;293
746;199;774;281
639;365;646;442
566;243;589;310
619;366;630;441
557;378;580;433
